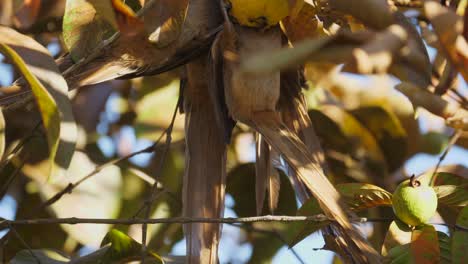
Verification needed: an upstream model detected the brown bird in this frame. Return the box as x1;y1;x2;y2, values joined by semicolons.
207;2;381;263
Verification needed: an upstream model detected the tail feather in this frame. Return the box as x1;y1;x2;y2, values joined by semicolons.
183;59;226;264
252;112;381;263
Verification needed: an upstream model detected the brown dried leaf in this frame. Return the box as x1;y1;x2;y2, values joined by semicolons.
345;24;407;74
0;0;14;26
396;82;468;130
327;0;394;29
424;0;468;82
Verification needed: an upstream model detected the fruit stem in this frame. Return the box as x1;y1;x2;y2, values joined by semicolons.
409;175;420;188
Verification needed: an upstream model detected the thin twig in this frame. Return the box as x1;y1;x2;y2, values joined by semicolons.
429;130;462;186
139;89;181;263
1;216;459;229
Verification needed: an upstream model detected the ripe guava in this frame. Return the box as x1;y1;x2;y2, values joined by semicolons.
392;176;438;226
226;0;290;28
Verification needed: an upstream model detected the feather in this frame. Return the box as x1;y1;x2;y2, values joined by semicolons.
253;113;381;263
183;58;226;264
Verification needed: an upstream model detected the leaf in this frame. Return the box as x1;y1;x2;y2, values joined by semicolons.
227;163;298;263
344;25;407;74
327;0;394;30
284;183;392;248
99;229;163;263
241;34;334;74
134;77;184;141
452;206;468;264
336;183;393;211
383;230;450;264
10;249;69;264
2;192;68;261
227;163;297;217
424;1;468;82
311;105;388;183
382;220;412;256
411;224;439;264
37;151;122;247
63;0;119;61
433;172;468;186
283;196;330;247
438;231;452;264
0;26;77;180
434;185;468;207
350;106;408;171
0;0;14;26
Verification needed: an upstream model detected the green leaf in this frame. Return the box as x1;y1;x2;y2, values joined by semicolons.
226;163;298;263
0;26;77;180
411;224;439;264
336;183;393;211
434;185;468;207
10;249;70;264
438;231;451;264
0;45;59;171
419;132;449;155
134;77;184;141
63;0;118;61
100;229;163;263
452;206;468;264
227;163;297;217
384;244;412;264
432;172;468;186
284;183;392;247
283;196;330;247
382;220;412;256
383;227;450;264
418;172;468;209
309;105;387;182
350;106;408;171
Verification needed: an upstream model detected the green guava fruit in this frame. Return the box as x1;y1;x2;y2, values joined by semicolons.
392;176;438;226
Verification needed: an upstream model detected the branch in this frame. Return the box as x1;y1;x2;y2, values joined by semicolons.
0;215;332;228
